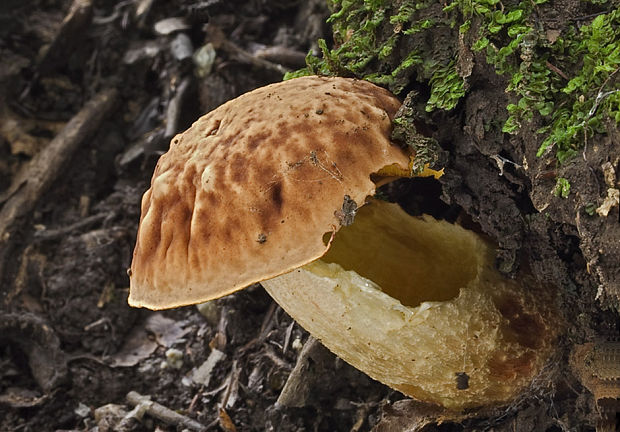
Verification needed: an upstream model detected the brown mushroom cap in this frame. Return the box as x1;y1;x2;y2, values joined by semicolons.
129;76;412;309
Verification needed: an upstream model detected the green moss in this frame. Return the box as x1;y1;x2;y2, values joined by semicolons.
426;61;465;112
554;177;571;199
391;92;445;174
448;0;619;163
537;10;620;162
365;50;424;94
291;0;454;100
584;203;597;216
289;0;618;166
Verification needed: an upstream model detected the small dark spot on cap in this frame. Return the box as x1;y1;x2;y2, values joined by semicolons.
316;109;324;115
455;372;470;390
206;192;219;205
257;233;267;243
271;182;283;209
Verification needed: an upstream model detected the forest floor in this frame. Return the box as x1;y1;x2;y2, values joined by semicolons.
0;0;618;431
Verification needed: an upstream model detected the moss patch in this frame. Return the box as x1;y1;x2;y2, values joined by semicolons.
287;0;619;165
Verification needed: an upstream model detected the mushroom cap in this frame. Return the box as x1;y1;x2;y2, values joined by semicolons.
129;76;411;309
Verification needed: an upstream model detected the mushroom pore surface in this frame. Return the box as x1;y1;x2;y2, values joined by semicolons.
261;200;558;410
320;200;480;307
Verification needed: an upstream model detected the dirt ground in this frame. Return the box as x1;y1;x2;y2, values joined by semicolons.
0;0;619;431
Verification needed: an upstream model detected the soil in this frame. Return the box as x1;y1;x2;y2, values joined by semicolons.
0;1;618;432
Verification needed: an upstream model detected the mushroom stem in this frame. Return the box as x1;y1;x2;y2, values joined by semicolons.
261;199;558;410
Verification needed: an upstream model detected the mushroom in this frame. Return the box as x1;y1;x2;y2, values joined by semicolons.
129;76;558;411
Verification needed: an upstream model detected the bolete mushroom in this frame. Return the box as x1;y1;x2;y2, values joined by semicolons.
129;76;557;411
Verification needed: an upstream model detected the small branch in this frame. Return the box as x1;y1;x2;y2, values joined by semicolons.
33;212;111;241
164;77;191;139
254;46;307;69
37;0;94;74
206;25;289;75
545;60;569;81
0;88;117;287
571;11;608;23
277;336;331;408
0;88;117;226
126;391;207;432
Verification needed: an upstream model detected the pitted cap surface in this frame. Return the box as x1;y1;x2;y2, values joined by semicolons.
129;76;411;309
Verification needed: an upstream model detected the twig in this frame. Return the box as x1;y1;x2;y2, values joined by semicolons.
571;11;609;23
38;0;94;74
0;88;117;292
126;391;207;432
282;320;295;354
221;40;289;75
164;77;191;139
545;60;569;81
219;359;240;409
33;212;110;241
276;336;328;407
206;25;289;75
238;301;277;353
92;0;133;25
263;345;290;369
254;46;307;69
